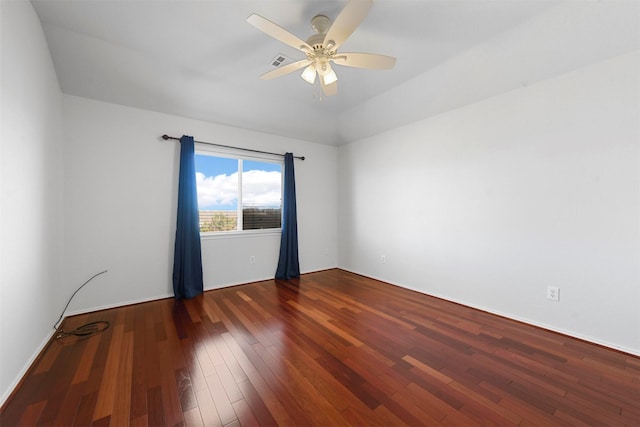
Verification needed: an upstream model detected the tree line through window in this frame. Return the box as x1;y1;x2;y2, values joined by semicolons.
194;152;282;233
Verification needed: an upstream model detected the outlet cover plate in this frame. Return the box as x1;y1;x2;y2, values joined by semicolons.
546;286;560;302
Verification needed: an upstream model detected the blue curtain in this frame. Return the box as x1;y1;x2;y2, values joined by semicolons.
275;153;300;280
172;135;204;299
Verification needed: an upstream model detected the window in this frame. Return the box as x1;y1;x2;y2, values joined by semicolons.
195;151;282;233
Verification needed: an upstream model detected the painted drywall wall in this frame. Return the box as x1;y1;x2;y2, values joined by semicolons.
338;51;640;355
62;95;338;314
0;0;65;405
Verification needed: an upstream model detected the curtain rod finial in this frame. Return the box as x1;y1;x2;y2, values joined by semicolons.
162;134;170;140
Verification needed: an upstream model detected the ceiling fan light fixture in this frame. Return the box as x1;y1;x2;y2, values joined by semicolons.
320;69;337;86
320;62;338;85
301;64;317;84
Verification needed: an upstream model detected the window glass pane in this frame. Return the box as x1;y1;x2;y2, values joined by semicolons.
195;154;282;233
242;160;282;230
195;155;238;232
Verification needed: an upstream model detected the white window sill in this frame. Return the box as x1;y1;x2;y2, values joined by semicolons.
200;228;282;240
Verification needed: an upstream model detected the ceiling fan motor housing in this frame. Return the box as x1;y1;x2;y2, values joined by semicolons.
306;33;326;51
307;15;333;51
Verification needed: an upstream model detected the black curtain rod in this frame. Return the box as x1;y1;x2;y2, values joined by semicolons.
162;135;305;160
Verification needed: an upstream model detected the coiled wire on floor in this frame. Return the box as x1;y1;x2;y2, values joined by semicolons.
55;320;110;340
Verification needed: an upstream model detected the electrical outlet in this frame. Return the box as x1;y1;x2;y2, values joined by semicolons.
381;255;386;264
249;256;256;264
547;286;560;302
324;248;329;255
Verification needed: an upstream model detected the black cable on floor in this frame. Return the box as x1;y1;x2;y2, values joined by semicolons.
55;320;110;339
53;270;110;341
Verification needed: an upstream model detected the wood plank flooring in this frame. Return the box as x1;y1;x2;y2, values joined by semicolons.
2;269;639;426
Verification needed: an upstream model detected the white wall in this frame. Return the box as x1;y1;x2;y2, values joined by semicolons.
0;0;65;405
62;96;338;314
338;51;640;355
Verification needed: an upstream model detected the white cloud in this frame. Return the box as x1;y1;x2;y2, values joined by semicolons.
196;171;238;208
242;170;281;207
196;170;281;209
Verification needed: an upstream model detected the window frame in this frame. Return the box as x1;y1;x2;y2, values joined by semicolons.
194;144;283;239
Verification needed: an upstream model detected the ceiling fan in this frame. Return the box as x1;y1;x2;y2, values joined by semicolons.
247;0;396;96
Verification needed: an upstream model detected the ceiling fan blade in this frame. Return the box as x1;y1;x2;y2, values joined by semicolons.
323;0;373;50
320;79;337;96
247;14;312;52
259;59;313;80
332;52;396;69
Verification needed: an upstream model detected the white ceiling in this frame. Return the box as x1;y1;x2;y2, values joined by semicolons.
31;0;639;145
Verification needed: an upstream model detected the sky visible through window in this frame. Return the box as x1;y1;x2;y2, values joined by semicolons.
195;154;282;210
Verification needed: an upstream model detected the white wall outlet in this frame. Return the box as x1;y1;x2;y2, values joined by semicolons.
381;255;386;264
547;286;560;302
249;256;256;264
324;248;329;255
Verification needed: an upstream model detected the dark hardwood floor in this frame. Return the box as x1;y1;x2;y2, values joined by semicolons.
2;269;639;426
